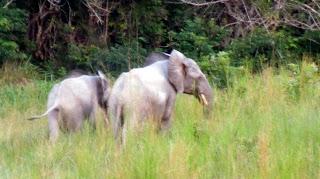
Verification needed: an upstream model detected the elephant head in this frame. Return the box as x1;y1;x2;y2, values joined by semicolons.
167;50;213;115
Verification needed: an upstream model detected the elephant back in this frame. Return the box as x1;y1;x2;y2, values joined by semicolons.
144;52;169;66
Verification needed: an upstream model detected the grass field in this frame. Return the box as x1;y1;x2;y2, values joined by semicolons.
0;65;319;178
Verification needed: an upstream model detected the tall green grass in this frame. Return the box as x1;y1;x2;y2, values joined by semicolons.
0;64;319;178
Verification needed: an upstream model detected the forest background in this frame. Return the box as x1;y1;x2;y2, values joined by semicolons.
0;0;319;87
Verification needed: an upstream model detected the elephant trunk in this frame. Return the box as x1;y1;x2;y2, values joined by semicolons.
202;89;213;117
197;77;213;118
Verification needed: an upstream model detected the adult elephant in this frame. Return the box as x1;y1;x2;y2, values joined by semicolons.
28;71;110;142
108;50;213;143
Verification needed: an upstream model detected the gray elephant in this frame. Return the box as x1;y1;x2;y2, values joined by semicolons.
28;71;110;142
108;50;213;143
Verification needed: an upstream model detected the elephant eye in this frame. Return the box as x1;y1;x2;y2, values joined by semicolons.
196;76;202;81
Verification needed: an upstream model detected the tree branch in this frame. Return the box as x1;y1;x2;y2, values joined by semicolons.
178;0;228;6
3;0;14;8
82;1;103;24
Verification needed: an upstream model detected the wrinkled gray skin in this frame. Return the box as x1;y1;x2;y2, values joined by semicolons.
108;50;213;144
28;71;110;142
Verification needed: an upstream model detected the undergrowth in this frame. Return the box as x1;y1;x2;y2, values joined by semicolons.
0;62;319;178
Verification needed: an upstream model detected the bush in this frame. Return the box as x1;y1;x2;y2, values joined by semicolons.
228;28;301;72
0;8;29;63
0;61;40;85
286;60;319;101
43;40;147;78
199;51;246;88
43;43;100;78
169;17;229;59
91;41;147;76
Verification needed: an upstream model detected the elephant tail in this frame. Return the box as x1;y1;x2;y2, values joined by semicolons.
27;103;59;120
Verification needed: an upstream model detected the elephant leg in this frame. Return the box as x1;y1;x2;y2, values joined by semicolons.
88;110;96;130
102;110;109;129
103;116;109;129
113;105;124;144
160;95;175;131
48;109;59;142
63;112;84;132
73;114;84;132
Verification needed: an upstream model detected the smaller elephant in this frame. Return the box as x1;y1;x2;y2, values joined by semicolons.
28;71;110;142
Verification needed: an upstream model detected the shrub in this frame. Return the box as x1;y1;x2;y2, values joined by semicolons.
299;30;320;62
168;17;229;59
43;43;100;78
228;28;301;72
0;61;40;85
199;51;246;88
0;8;29;63
92;41;147;76
43;40;147;78
286;60;319;101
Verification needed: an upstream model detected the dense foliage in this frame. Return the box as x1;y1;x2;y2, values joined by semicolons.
0;7;29;63
0;0;319;86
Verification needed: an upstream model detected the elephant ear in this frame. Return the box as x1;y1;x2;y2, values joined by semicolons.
97;71;109;107
168;50;186;93
98;70;106;78
98;71;109;91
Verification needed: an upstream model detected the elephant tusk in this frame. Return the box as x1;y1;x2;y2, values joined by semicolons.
200;94;208;106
